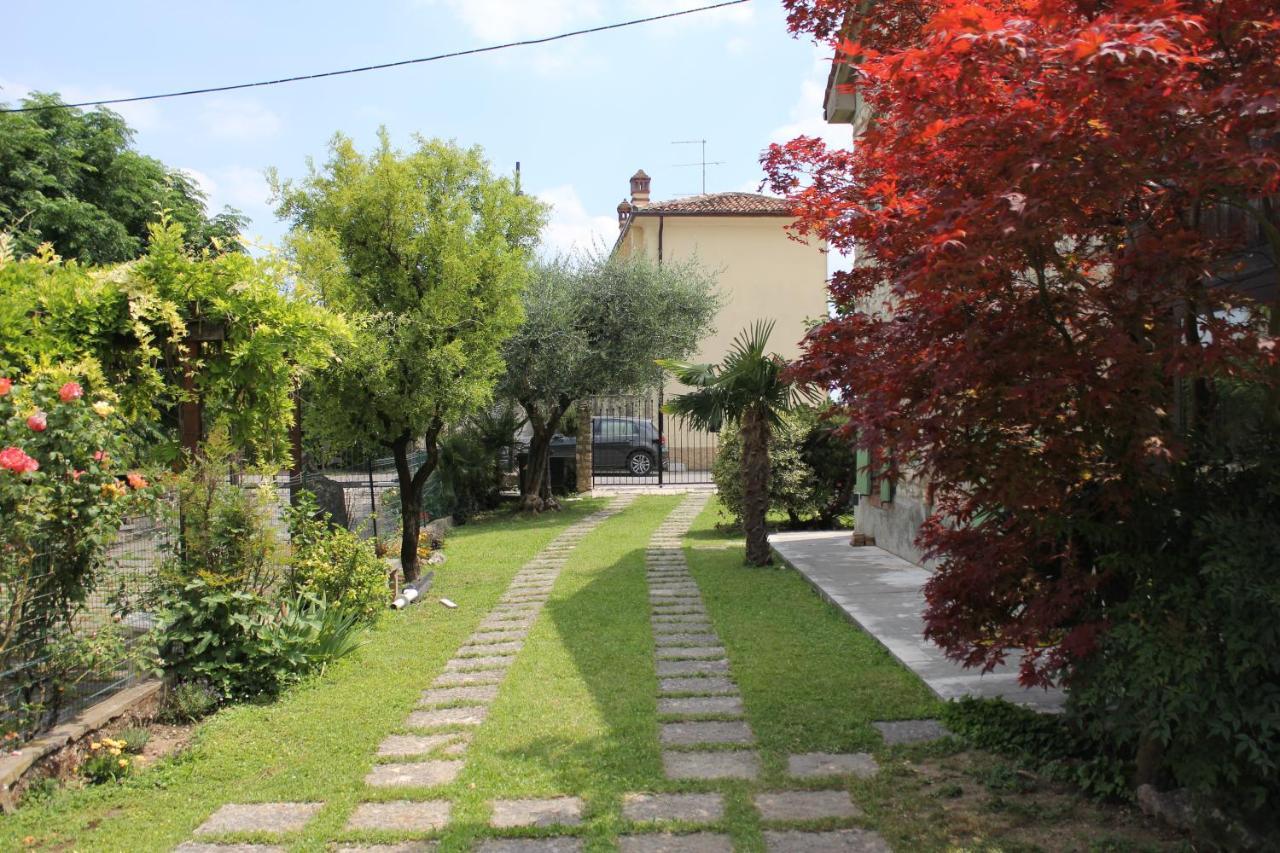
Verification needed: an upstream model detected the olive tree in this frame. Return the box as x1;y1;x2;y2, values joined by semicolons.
274;132;545;580
502;253;718;510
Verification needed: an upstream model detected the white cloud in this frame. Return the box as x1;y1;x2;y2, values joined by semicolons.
726;35;751;55
535;184;619;258
0;77;162;131
181;165;272;218
768;46;852;150
199;97;282;142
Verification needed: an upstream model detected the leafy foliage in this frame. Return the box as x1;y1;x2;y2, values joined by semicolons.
0;219;344;465
0;92;246;263
277;131;544;579
0;364;156;735
81;737;133;785
285;492;388;622
771;0;1280;823
501;252;719;507
662;321;810;565
713;406;855;528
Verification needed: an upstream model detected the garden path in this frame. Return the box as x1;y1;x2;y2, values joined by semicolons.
769;531;1066;713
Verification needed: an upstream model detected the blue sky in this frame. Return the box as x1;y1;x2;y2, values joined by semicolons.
4;0;846;256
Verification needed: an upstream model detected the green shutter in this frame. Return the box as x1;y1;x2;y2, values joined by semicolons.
879;472;895;503
855;447;871;496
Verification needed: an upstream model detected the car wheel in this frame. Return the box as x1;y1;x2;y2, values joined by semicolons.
627;450;654;476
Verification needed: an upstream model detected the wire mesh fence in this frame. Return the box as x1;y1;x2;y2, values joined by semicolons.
0;450;431;745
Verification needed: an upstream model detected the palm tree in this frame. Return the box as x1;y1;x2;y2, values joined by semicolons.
659;320;808;566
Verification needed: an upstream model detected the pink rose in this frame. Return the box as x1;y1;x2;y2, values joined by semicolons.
126;472;149;490
0;378;11;396
58;382;84;402
0;447;39;474
26;412;47;432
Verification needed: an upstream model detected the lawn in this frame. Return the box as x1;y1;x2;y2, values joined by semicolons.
1;494;1182;852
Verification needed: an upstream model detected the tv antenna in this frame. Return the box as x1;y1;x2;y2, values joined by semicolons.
671;139;725;195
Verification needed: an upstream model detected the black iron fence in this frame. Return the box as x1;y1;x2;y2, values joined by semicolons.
588;393;717;487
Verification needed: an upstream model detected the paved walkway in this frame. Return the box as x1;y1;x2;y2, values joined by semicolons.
769;531;1066;713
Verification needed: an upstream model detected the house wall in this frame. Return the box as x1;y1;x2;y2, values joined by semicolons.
617;214;829;468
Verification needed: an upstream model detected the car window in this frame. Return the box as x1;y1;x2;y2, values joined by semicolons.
599;419;638;441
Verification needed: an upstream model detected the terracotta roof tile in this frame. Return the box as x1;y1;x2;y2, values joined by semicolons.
631;192;794;216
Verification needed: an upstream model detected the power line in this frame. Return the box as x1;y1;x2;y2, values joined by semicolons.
0;0;751;114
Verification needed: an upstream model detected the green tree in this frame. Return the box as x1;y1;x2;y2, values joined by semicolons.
0;221;343;465
661;321;809;566
502;253;718;510
275;132;544;581
0;93;246;262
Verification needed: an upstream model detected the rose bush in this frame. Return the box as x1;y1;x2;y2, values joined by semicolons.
0;363;157;735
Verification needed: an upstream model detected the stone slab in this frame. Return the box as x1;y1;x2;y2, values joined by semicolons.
469;631;528;645
660;721;753;746
762;829;892;852
345;800;452;831
787;753;879;780
475;840;583;853
419;685;499;706
445;655;512;671
377;733;463;757
406;706;489;728
656;659;729;677
489;796;584;828
458;642;523;657
194;802;324;836
365;761;462;788
657;696;744;716
335;845;437;853
873;719;950;744
622;792;725;823
176;846;287;853
662;750;760;780
618;834;733;853
653;634;719;647
655;646;725;660
432;671;504;688
659;677;737;695
755;790;861;821
769;532;1067;712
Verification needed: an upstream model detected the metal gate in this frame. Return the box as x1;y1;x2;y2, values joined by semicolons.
589;392;717;487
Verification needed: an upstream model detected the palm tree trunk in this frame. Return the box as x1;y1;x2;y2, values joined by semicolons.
741;403;772;566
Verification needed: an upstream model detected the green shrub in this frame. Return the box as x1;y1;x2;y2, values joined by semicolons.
166;435;283;596
285;492;388;622
941;697;1130;801
117;726;150;754
158;681;218;724
81;736;132;784
713;406;855;528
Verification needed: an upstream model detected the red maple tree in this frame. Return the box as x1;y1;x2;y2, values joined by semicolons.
766;1;1279;685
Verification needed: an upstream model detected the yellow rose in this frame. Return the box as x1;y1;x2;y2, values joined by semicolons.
117;759;128;768
89;741;101;750
92;400;114;418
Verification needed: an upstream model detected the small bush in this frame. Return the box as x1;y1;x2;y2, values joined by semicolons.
117;726;150;754
81;737;132;784
159;681;219;724
286;492;388;622
713;406;856;528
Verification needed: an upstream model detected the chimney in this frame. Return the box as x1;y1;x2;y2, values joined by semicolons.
630;169;651;209
617;199;633;229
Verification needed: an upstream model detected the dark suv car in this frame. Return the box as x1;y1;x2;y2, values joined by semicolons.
550;416;664;476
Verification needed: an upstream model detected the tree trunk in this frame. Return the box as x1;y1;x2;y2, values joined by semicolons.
741;404;772;566
392;419;444;583
519;401;566;512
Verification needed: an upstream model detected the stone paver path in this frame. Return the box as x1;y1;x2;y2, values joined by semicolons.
178;498;631;851
641;493;761;781
769;531;1065;713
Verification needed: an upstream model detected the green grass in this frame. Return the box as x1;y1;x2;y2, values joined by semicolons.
0;498;605;852
5;493;1176;852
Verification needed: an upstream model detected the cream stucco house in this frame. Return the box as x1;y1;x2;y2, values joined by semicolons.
608;170;828;474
